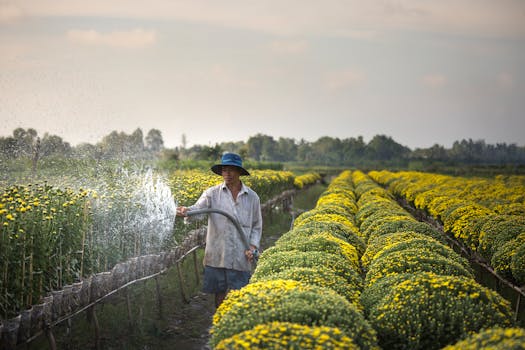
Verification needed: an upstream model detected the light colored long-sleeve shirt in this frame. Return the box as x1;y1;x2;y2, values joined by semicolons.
188;182;262;272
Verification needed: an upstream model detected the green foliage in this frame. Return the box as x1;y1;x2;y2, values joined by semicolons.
442;327;525;350
210;280;379;349
368;272;514;350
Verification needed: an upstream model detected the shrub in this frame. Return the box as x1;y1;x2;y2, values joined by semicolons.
215;321;360;350
511;241;525;285
295;206;356;225
362;231;426;268
280;225;366;257
294;212;360;238
360;273;412;315
317;193;358;214
368;219;447;245
478;216;525;258
293;215;364;241
251;266;362;307
442;327;525;350
360;212;415;241
491;234;525;282
211;280;379;349
293;221;365;253
442;203;494;249
368;272;514;350
253;250;363;289
372;237;472;271
263;232;360;271
364;249;474;287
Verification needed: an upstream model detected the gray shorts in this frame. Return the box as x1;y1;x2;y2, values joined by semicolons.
202;266;251;293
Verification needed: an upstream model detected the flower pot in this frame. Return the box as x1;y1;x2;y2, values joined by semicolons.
1;314;21;350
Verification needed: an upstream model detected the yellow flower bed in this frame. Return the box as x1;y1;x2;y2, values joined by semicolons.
215;321;359;349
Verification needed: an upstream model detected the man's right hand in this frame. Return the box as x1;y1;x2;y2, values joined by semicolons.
176;206;188;217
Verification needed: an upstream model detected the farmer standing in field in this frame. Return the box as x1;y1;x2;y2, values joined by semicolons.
176;152;262;308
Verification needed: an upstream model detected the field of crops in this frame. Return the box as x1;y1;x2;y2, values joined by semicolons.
0;168;308;324
2;167;525;349
210;170;525;349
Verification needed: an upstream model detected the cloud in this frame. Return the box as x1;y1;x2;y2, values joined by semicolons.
210;64;258;89
0;2;23;22
422;74;447;88
66;28;156;48
14;1;525;38
324;69;366;90
269;39;309;54
496;72;514;88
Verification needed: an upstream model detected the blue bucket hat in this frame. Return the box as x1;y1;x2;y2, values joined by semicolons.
211;152;250;176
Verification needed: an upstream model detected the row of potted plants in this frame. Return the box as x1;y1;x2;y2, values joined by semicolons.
368;170;525;286
352;170;520;349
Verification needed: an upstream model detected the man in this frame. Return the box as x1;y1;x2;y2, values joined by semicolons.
176;152;262;308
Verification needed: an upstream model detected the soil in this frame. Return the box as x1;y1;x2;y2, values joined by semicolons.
163;291;215;350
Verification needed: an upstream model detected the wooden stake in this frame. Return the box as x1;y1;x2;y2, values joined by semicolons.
192;249;200;285
175;262;189;303
154;277;163;320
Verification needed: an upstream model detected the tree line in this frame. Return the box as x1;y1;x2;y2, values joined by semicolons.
1;128;525;168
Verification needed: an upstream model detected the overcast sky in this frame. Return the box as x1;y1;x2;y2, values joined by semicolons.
1;1;524;149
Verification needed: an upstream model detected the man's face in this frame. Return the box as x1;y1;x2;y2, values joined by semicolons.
222;165;241;185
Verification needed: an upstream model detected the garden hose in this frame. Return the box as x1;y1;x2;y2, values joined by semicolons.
185;208;259;262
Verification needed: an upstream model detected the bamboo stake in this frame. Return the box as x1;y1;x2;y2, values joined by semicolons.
154;276;163;320
28;235;34;306
192;249;200;285
175;261;189;303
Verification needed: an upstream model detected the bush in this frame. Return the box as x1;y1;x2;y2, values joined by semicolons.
251;266;362;307
360;212;415;241
294;212;360;238
368;272;514;350
364;249;474;287
511;241;525;285
367;219;447;245
215;321;360;349
372;237;472;272
355;199;404;225
478;216;525;258
491;233;525;282
316;194;358;215
442;327;525;350
288;222;366;255
211;280;379;349
442;203;494;249
362;232;440;269
253;250;363;289
295;206;356;225
360;273;412;315
265;232;360;271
